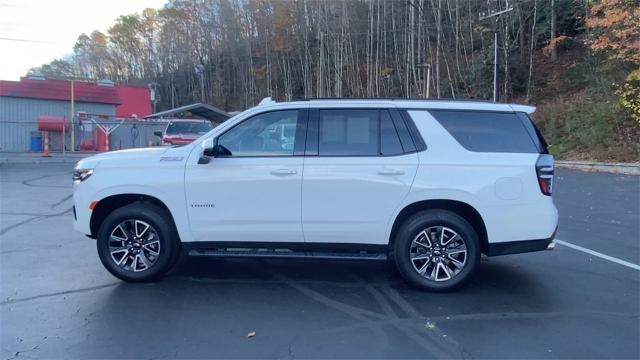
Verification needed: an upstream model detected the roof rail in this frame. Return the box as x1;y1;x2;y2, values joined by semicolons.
296;97;496;103
258;97;276;106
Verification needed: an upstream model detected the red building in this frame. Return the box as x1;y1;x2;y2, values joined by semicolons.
115;85;152;118
0;76;152;151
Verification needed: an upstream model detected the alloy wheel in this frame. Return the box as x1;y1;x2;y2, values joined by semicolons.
409;226;467;282
109;219;161;272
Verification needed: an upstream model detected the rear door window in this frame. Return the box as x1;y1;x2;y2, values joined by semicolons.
428;110;539;153
318;109;379;156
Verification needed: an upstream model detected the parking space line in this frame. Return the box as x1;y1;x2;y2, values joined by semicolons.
556;239;640;271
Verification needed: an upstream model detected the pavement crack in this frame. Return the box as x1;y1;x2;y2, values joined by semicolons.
0;238;87;254
21;171;72;189
0;216;40;237
50;194;73;209
0;207;72;236
1;282;120;305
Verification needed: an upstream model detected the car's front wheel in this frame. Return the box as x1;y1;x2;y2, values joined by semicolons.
97;203;179;282
394;210;480;291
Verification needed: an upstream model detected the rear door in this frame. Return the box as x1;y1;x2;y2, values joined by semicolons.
301;107;419;245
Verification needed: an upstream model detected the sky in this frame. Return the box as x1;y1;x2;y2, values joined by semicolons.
0;0;166;80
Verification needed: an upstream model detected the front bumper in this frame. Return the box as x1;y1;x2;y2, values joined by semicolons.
72;184;93;236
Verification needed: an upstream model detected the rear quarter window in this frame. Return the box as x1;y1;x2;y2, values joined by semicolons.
428;110;539;153
516;112;549;154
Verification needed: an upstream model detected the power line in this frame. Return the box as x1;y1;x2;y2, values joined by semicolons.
0;3;26;7
0;37;55;44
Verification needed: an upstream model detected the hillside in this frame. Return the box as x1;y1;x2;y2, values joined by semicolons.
32;0;639;162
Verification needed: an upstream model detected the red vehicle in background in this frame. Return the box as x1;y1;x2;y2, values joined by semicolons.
154;119;214;146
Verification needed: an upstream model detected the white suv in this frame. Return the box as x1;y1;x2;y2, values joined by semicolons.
73;98;558;291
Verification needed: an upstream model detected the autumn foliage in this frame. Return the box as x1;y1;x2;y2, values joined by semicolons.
585;0;640;63
585;0;640;124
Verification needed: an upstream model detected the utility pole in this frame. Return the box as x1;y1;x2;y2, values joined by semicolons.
479;3;513;102
70;80;74;152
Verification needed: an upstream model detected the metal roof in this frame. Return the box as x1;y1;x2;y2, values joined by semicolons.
144;103;230;122
0;77;121;105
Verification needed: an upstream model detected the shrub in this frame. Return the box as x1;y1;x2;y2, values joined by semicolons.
533;99;639;162
616;68;640;124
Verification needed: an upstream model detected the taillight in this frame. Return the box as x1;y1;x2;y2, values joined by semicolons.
535;154;554;196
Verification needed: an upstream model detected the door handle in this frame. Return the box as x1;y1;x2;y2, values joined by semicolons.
377;168;405;176
270;169;297;175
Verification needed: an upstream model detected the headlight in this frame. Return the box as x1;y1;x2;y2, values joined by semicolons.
73;169;93;183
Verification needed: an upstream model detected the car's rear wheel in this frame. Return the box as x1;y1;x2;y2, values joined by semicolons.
394;210;480;291
97;203;179;282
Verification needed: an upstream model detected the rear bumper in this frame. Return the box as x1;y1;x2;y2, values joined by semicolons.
487;227;557;256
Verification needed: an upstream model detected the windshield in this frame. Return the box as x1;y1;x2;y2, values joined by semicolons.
166;121;213;135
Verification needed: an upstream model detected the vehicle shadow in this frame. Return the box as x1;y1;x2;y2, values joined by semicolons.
104;255;553;315
83;256;553;358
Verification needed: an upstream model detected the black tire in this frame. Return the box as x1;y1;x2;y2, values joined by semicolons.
97;203;180;282
393;209;480;291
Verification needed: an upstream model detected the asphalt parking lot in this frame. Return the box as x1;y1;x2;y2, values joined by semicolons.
1;163;638;359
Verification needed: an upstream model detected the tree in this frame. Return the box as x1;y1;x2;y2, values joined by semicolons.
586;0;640;63
30;0;631;113
32;59;76;78
586;0;640;124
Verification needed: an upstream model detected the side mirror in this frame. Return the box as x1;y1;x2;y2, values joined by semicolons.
198;138;215;164
202;138;216;157
153;130;163;138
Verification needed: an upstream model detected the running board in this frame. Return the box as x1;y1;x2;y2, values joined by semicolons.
188;248;388;262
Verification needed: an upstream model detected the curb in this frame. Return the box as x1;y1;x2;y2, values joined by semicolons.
556;160;640;175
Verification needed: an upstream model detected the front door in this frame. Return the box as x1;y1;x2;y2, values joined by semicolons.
185;109;307;243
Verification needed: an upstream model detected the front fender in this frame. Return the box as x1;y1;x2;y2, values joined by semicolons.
90;185;193;243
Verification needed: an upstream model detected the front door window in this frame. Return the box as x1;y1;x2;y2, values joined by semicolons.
217;111;298;157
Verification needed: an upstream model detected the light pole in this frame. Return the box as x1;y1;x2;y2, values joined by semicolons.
416;63;431;98
195;64;205;103
148;82;159;113
70;79;74;152
381;74;390;96
479;4;513;102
